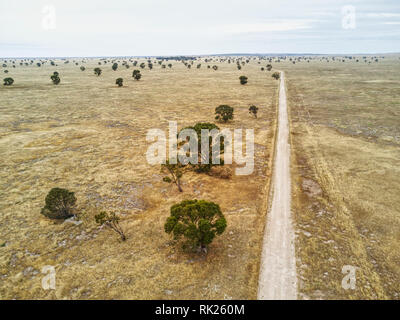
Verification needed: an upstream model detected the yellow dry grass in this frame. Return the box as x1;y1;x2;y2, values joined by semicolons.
0;58;278;299
282;56;400;299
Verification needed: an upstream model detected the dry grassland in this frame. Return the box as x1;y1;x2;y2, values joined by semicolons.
281;56;400;299
0;58;278;299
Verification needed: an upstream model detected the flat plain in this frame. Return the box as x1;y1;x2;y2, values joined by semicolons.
1;54;399;300
0;58;277;299
281;55;400;299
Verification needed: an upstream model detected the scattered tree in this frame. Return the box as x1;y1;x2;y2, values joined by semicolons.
249;105;259;118
132;69;142;80
161;160;184;192
115;78;123;87
80;66;85;71
179;122;226;173
164;199;227;252
239;75;248;85
272;72;280;80
112;63;118;71
50;72;60;85
215;105;234;123
3;77;14;86
40;188;76;219
95;211;126;241
94;67;102;76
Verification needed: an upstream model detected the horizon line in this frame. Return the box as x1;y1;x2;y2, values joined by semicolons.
1;52;400;59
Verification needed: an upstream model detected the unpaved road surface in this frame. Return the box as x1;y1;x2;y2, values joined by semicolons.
258;72;297;300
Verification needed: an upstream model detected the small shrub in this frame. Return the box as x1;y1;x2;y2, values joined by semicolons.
116;78;123;87
50;72;60;85
239;75;248;85
80;66;85;71
95;211;126;241
132;70;141;80
161;160;184;192
40;188;76;219
272;72;280;80
112;63;118;71
249;105;259;118
3;77;13;86
215;105;234;123
94;67;102;76
164;199;227;252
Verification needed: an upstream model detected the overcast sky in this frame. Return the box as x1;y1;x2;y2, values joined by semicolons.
1;0;399;57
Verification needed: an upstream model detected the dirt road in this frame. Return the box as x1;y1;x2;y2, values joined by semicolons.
257;72;297;300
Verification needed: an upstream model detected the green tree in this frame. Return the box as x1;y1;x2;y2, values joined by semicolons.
249;105;259;118
80;66;85;71
3;77;14;86
112;63;118;71
161;160;184;192
272;72;280;80
40;188;76;219
140;62;146;69
94;67;102;76
239;75;248;85
95;211;126;241
179;123;225;173
164;200;227;252
115;78;123;87
50;72;60;85
132;69;142;80
215;105;234;123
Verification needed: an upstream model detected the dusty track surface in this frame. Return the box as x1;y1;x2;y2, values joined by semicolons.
258;72;297;300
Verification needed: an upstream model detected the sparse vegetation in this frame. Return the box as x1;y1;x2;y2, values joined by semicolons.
116;78;123;87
